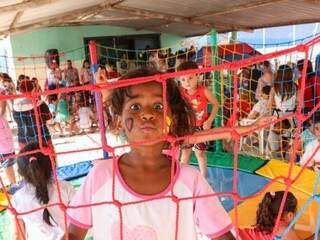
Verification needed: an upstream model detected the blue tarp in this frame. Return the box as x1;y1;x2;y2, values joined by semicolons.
207;167;270;211
57;160;92;181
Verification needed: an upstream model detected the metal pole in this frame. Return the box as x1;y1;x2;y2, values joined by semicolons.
89;41;109;159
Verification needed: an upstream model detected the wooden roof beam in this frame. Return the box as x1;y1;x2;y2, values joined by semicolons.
110;5;253;31
111;5;213;27
0;1;122;36
192;0;285;19
134;20;172;31
65;16;150;23
9;11;24;30
0;0;55;14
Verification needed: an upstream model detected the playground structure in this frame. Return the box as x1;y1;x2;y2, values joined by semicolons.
0;31;319;239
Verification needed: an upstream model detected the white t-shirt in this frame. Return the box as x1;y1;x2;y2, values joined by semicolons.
67;159;233;240
78;107;92;129
301;139;320;170
274;93;296;114
11;180;76;240
250;99;268;116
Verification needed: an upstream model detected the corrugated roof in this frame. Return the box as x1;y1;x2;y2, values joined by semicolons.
1;0;320;37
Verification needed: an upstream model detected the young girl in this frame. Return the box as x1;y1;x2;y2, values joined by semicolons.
67;68;272;240
55;94;70;127
266;119;292;160
267;65;297;159
300;115;320;170
290;112;320;161
11;142;76;240
268;65;297;121
247;86;271;120
239;191;301;240
177;61;219;177
47;95;64;136
77;100;95;133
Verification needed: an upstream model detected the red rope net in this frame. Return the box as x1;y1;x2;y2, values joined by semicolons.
1;36;320;240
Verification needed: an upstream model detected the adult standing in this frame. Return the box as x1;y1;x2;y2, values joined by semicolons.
267;65;297;160
64;60;79;87
13;79;52;149
46;60;62;90
79;60;93;105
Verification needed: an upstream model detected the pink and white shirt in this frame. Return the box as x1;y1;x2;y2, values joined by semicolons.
0;87;14;154
67;158;233;240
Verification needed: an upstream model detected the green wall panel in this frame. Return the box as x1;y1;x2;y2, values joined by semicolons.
11;25;184;65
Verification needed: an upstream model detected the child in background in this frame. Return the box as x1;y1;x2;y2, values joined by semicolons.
47;95;63;136
56;94;77;136
247;86;271;119
268;65;297;122
267;119;292;160
290;112;320;160
67;68;272;240
267;65;297;160
11;142;75;240
239;191;301;240
67;93;80;137
238;86;271;154
177;61;219;177
224;90;253;126
56;93;70;125
223;90;253;152
300;140;320;171
77;99;95;133
300;121;320;170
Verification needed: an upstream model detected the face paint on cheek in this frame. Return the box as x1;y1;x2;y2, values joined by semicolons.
125;118;133;132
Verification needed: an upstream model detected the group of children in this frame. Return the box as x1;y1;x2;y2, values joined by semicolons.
229;59;320;169
47;92;96;137
7;59;314;240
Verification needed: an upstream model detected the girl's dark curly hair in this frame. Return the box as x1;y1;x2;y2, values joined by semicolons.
110;68;195;138
255;191;297;234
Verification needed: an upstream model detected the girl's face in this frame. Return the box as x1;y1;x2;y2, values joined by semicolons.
120;82;168;144
179;74;198;92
